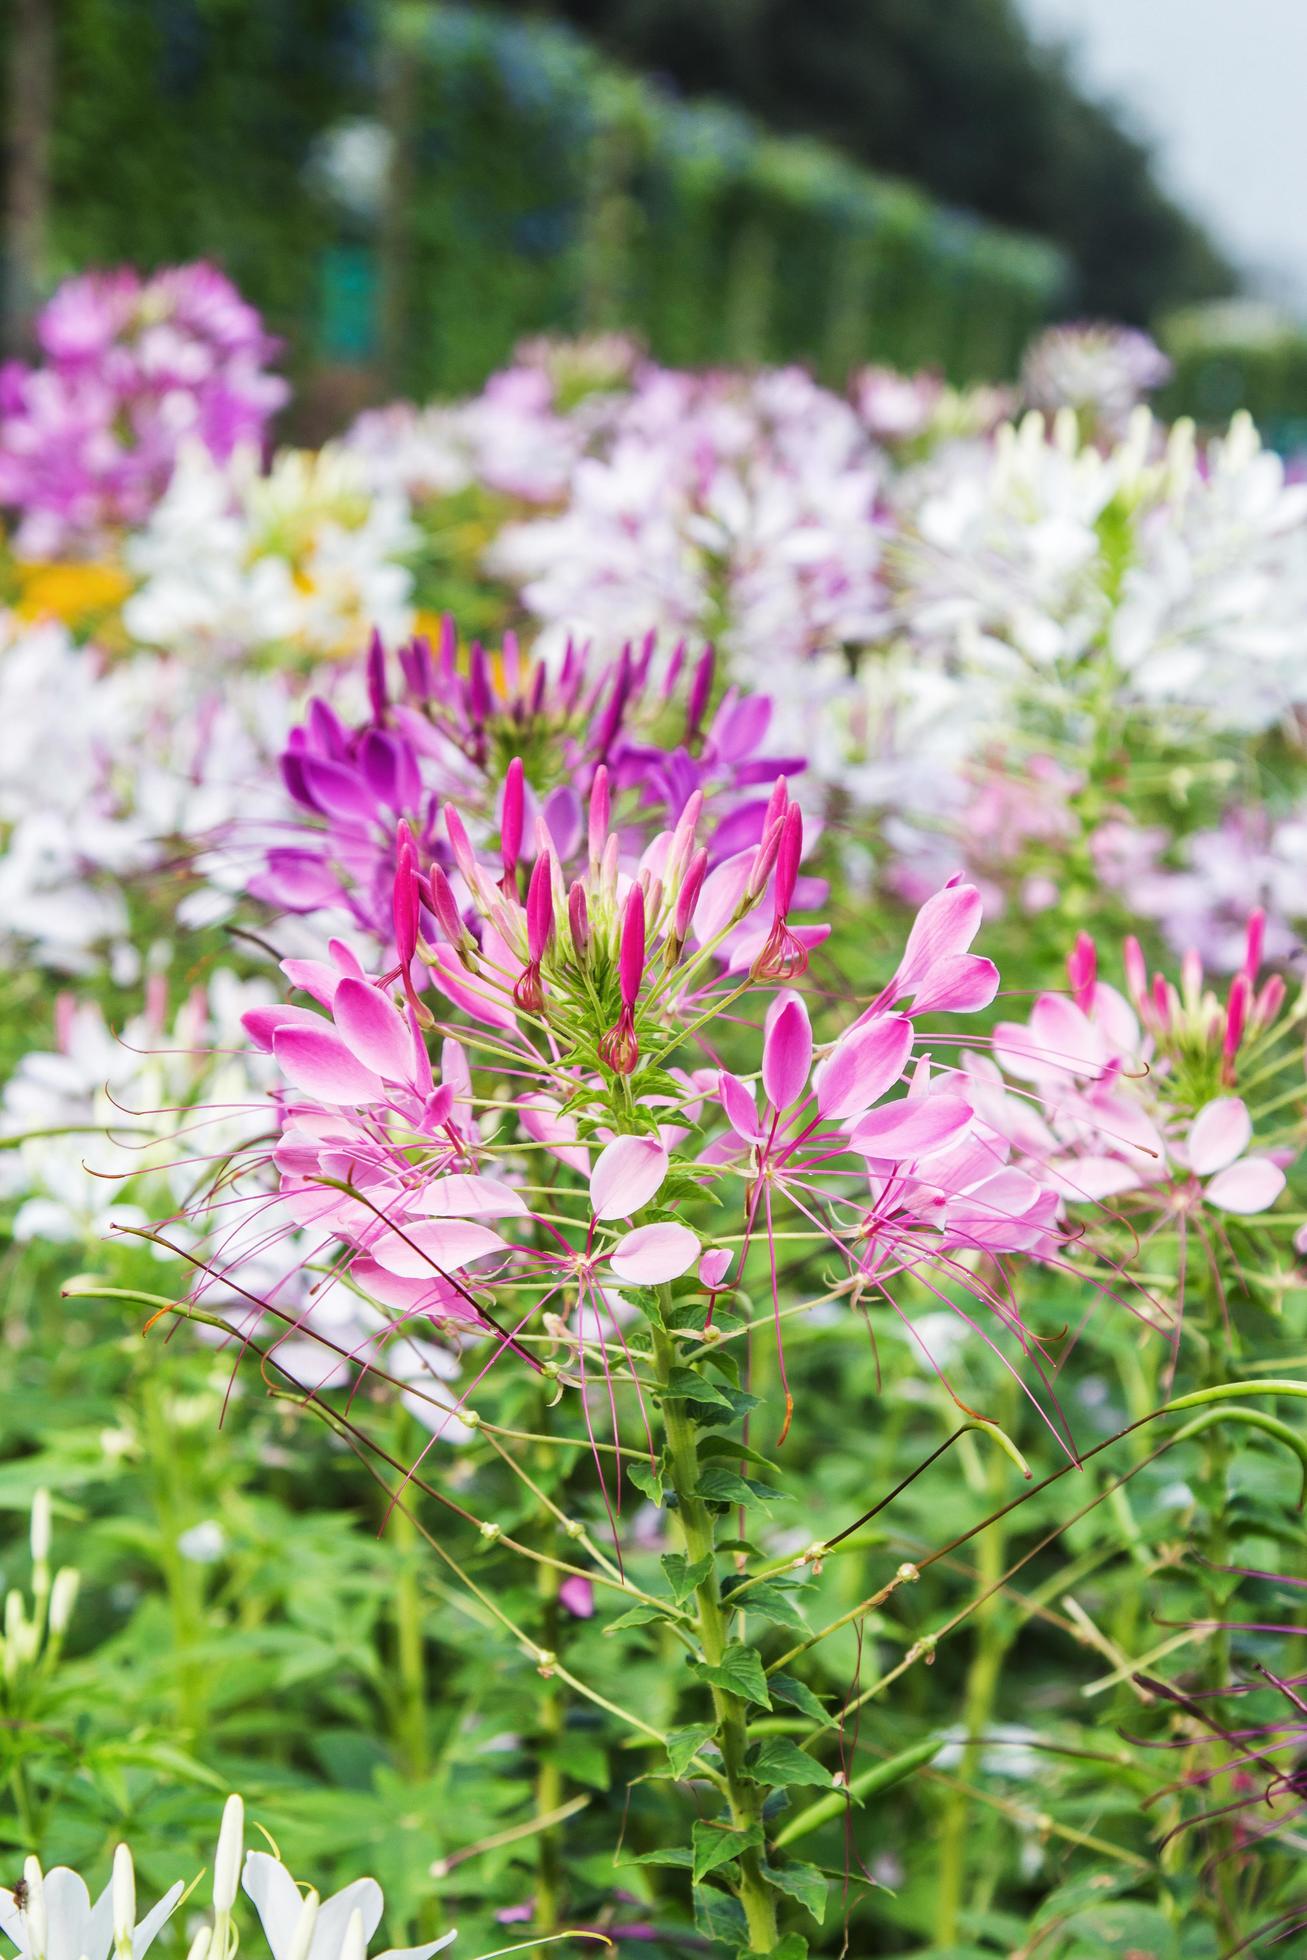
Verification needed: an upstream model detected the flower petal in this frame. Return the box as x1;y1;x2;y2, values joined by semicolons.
371;1219;508;1279
590;1134;668;1221
332;977;417;1084
718;1070;762;1142
609;1221;700;1284
849;1094;973;1161
415;1173;528;1219
1188;1098;1252;1177
272;1026;386;1106
815;1014;912;1121
1205;1157;1286;1214
762;990;812;1112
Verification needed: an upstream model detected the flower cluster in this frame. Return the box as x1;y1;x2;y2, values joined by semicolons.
0;263;287;556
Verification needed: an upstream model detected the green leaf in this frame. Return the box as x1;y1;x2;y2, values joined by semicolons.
692;1640;772;1709
692;1816;761;1883
693;1882;748;1947
663;1551;713;1603
730;1581;807;1632
696;1465;785;1508
768;1674;833;1726
604;1602;671;1632
547;1734;609;1790
743;1737;834;1789
665;1722;717;1778
761;1858;828;1924
626;1455;665;1504
630;1845;694;1868
741;1937;809;1960
698;1434;782;1474
663;1366;735;1409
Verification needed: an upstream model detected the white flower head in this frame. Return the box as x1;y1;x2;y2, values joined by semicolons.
241;1855;454;1960
0;1851;182;1960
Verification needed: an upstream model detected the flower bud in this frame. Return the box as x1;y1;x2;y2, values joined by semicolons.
674;848;708;945
427;865;466;947
568;882;589;958
619;887;646;1010
1244;907;1266;982
1067;931;1096;1011
287;1891;320;1960
48;1567;79;1637
212;1793;244;1914
588;766;610;871
526;853;555;964
112;1845;135;1951
500;757;525;890
29;1489;51;1570
686;643;715;741
341;1911;367;1960
366;628;387;725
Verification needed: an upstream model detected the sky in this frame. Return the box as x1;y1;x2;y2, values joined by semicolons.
1017;0;1307;311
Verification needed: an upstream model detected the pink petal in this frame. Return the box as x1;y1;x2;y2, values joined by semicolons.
427;944;518;1030
815;1014;912;1121
332;977;417;1083
609;1221;700;1284
898;884;983;986
1188;1098;1252;1176
909;954;999;1015
415;1173;528;1219
559;1575;595;1618
762;990;812;1112
241;1003;326;1053
590;1134;668;1221
1205;1157;1286;1214
691;850;754;943
850;1094;973;1161
718;1070;763;1142
273;1026;386;1106
1028;994;1106;1075
699;1248;733;1288
371;1219;508;1279
1046;1155;1148;1201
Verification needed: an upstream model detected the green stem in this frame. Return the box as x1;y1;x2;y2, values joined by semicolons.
651;1316;778;1952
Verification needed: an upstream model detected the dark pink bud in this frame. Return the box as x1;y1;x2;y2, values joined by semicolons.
1067;931;1096;1011
1244;908;1266;982
1222;972;1249;1080
1152;973;1171;1028
686;643;715;742
1255;974;1286;1026
568;881;589;957
662;636;687;699
619;886;646;1009
588;765;610;869
443;803;479;889
598;1004;639;1076
1123;935;1148;1012
674;847;709;942
393;823;420;966
428;863;465;944
367;629;387;724
746;817;784;902
772;803;803;921
526;853;555;963
501;757;525;886
763;773;790;833
468;642;493;721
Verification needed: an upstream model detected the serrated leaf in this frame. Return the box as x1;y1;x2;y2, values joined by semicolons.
743;1737;834;1789
665;1721;718;1778
604;1602;670;1632
692;1816;760;1883
698;1434;782;1474
693;1882;748;1947
730;1581;808;1632
626;1455;665;1504
663;1551;713;1603
761;1858;828;1924
768;1674;832;1726
696;1465;786;1508
692;1639;772;1708
663;1366;734;1409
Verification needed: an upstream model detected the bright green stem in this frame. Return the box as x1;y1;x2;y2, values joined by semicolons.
533;1439;564;1947
392;1498;429;1779
934;1445;1008;1943
652;1317;779;1953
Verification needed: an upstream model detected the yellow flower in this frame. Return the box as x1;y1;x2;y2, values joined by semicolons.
15;559;132;627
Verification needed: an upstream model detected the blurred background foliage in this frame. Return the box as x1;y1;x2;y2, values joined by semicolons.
6;0;1307;426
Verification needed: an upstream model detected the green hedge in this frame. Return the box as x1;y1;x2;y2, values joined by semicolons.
7;0;1068;397
395;3;1069;393
1159;304;1307;448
